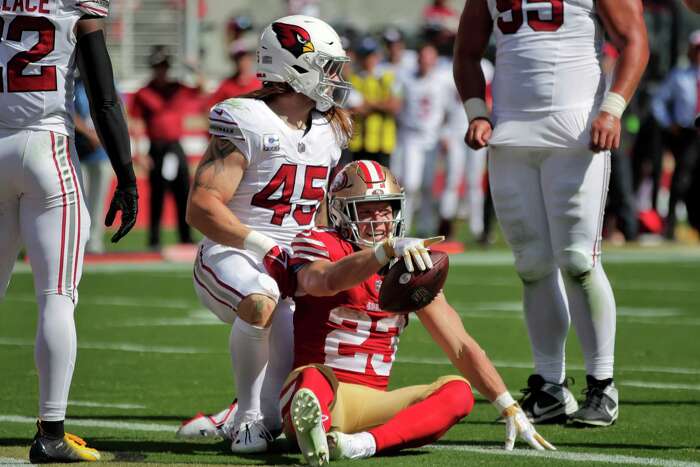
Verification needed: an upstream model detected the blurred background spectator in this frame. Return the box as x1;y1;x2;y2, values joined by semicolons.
85;0;700;253
129;46;199;250
651;30;700;240
347;37;402;168
393;43;449;235
74;77;113;254
205;38;261;110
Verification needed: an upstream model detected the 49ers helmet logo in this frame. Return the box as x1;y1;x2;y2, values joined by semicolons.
272;22;315;58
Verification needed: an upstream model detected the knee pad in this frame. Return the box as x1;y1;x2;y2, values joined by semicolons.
514;250;556;283
256;273;281;303
557;248;594;279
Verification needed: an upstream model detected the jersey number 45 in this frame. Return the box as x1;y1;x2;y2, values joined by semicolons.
0;16;57;92
251;164;329;226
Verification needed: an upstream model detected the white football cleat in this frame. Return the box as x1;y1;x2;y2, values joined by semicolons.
230;420;274;454
291;389;329;466
176;401;237;438
327;431;375;460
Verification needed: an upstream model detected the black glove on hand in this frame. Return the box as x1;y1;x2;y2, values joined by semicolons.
105;185;138;243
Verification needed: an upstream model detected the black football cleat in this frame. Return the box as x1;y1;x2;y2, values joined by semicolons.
517;374;579;424
569;376;619;427
29;422;100;463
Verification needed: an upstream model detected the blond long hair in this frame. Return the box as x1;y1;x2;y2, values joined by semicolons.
243;82;353;147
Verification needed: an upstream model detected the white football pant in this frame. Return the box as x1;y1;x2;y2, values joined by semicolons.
193;243;294;430
489;146;616;383
0;130;90;421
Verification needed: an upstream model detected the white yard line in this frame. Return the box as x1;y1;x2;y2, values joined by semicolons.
397;356;700;377
0;458;29;464
0;337;221;355
69;400;146;409
2;416;697;466
427;444;700;466
0;415;177;433
3;294;194;310
621;381;700;391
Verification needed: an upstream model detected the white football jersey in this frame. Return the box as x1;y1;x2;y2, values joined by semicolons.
0;0;108;135
207;98;342;249
487;0;605;148
397;67;450;146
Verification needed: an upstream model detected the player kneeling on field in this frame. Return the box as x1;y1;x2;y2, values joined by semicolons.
281;161;554;465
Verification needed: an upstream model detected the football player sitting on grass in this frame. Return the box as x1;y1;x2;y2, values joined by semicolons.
280;161;554;465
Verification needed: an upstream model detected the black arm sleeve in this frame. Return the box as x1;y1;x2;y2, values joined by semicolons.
76;29;136;188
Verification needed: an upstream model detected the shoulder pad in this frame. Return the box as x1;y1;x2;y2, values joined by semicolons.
75;0;109;17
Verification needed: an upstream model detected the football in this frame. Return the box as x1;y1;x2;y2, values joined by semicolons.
378;250;449;313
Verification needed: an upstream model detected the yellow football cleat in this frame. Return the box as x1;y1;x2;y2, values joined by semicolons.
29;422;101;463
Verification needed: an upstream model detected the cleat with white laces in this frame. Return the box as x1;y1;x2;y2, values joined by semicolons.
29;422;101;463
327;431;375;461
517;374;579;424
291;389;329;466
176;401;238;438
569;376;618;427
230;419;274;454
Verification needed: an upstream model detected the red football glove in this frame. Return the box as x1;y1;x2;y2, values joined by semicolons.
262;246;297;299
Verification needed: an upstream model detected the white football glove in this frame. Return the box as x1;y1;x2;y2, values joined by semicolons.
502;404;556;451
374;236;444;272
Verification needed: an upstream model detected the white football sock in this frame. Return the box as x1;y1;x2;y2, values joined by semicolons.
523;271;570;384
35;294;77;421
260;300;294;431
230;318;270;426
562;263;616;380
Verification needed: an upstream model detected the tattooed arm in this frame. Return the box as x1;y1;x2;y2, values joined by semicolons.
186;136;252;248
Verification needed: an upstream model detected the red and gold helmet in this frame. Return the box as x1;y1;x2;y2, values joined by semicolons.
328;160;405;247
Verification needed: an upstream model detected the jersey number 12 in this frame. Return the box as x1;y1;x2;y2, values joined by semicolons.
0;16;57;93
497;0;564;34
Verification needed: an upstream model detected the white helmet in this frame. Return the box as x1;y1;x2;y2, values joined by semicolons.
257;15;351;112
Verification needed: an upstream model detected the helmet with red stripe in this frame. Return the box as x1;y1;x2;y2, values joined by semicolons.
328;160;405;247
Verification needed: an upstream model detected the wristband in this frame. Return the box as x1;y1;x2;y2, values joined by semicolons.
243;230;277;260
599;92;627;119
492;392;517;415
463;98;490;123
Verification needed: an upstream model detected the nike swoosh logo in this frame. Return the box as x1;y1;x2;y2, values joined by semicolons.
532;402;563;417
214;109;224;116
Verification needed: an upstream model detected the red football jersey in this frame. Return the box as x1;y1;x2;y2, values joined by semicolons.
290;228;408;391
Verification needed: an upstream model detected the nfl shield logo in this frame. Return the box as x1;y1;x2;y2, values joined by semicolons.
375;279;382;292
263;134;280;151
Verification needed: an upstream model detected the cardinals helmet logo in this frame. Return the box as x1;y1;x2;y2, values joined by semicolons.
272;22;315;58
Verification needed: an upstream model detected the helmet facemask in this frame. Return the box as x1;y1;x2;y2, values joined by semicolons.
330;195;406;248
285;52;351;111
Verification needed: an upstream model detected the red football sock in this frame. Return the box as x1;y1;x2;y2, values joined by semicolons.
369;380;474;453
282;367;334;432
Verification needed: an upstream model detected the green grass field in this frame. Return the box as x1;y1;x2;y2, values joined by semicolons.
1;243;700;466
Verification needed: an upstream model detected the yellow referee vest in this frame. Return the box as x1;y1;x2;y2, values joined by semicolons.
348;71;398;154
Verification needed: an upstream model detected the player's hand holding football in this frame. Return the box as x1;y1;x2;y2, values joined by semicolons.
502;403;555;451
105;184;139;243
590;111;621;152
465;118;492;150
374;236;444;272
